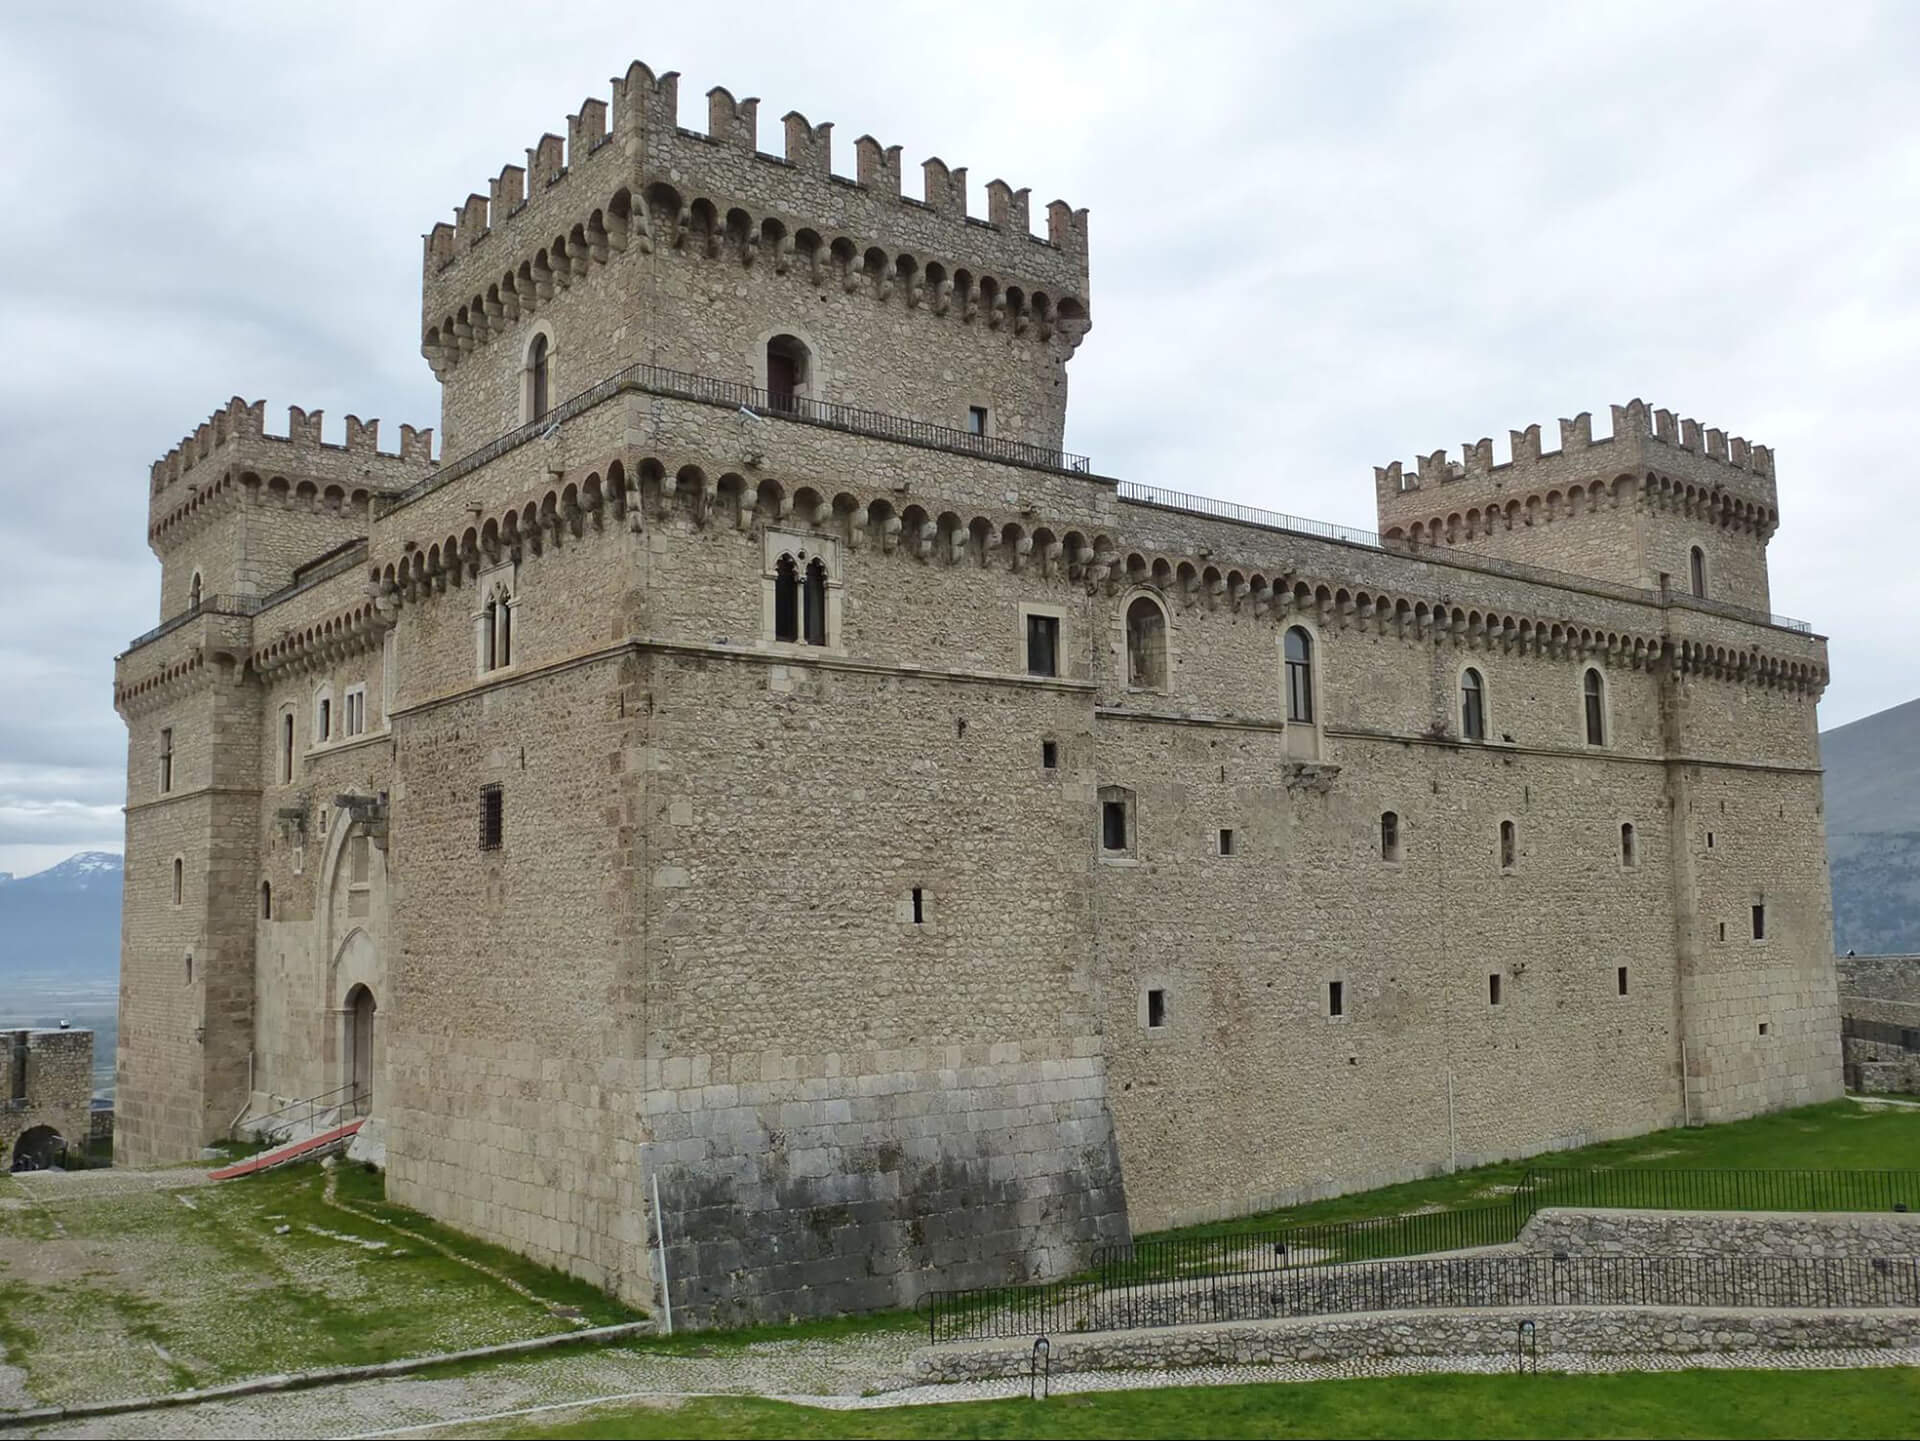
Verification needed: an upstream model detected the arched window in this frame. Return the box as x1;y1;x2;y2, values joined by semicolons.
261;880;272;919
1126;596;1167;690
803;557;828;646
773;554;800;643
527;333;550;422
1583;668;1606;746
1284;627;1314;723
172;857;183;906
1690;546;1707;599
1621;822;1637;868
1381;810;1401;862
1500;819;1517;872
766;334;810;412
188;571;203;611
1461;667;1486;740
481;586;512;671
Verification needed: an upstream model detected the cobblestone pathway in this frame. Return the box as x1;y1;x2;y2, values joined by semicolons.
21;1338;1920;1439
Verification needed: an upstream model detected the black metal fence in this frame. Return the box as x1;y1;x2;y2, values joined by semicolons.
929;1167;1920;1343
1092;1168;1920;1282
1844;1015;1920;1052
927;1253;1920;1344
1523;1167;1920;1216
385;360;1092;516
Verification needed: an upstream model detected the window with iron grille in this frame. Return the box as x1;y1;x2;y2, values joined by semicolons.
479;783;504;851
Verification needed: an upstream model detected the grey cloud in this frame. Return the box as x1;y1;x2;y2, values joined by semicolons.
2;0;1915;868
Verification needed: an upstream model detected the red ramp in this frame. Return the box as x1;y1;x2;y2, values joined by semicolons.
208;1119;364;1180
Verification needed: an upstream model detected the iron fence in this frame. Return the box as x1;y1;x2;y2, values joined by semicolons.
1524;1167;1920;1215
1093;1168;1920;1285
1843;1016;1920;1052
1113;479;1812;634
121;595;265;653
927;1253;1920;1343
385;360;1092;515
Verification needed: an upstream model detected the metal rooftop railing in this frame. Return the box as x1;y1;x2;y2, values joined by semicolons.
383;361;1092;514
1115;479;1812;634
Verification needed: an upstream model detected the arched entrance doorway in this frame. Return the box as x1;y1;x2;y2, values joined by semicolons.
344;985;375;1116
11;1125;63;1171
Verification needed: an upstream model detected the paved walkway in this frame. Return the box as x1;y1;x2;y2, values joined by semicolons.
19;1337;1920;1439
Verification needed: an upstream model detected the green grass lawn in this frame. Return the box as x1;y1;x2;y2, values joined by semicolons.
484;1368;1920;1440
1147;1099;1920;1247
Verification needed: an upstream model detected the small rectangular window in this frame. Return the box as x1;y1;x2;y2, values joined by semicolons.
911;886;924;924
350;835;370;885
1026;614;1060;677
1041;740;1058;769
1499;820;1516;872
1718;921;1727;941
281;713;295;783
1381;811;1401;862
318;697;332;742
159;728;174;794
1706;831;1714;849
1751;903;1766;941
967;405;989;436
1328;980;1344;1018
1758;1021;1769;1036
1488;973;1502;1007
1102;799;1128;852
1146;988;1166;1029
479;783;504;851
1617;966;1629;997
1219;828;1236;857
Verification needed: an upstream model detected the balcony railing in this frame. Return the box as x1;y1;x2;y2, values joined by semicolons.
383;361;1093;514
121;595;264;653
1115;480;1812;635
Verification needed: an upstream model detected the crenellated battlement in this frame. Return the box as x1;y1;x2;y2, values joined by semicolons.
147;397;435;554
1374;398;1775;514
421;59;1089;338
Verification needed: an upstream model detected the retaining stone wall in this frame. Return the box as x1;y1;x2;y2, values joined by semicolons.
1516;1206;1920;1259
910;1305;1920;1383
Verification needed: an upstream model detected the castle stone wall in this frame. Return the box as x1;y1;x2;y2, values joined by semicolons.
2;1030;94;1165
115;54;1840;1323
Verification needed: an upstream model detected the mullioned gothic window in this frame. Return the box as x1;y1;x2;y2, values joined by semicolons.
773;554;828;645
478;580;515;673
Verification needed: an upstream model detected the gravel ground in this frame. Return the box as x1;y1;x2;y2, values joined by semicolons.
19;1339;1920;1439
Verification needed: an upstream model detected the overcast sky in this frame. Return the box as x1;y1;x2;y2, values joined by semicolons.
1;0;1915;879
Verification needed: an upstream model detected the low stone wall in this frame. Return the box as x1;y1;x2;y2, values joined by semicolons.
1844;1037;1920;1095
911;1305;1920;1383
1517;1206;1920;1260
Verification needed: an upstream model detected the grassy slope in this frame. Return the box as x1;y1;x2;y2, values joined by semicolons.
0;1162;643;1405
1148;1099;1920;1244
492;1369;1920;1440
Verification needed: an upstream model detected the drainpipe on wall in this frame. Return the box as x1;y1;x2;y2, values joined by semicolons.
227;1050;254;1137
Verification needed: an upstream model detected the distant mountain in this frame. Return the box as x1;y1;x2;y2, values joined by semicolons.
1822;699;1920;955
0;852;123;983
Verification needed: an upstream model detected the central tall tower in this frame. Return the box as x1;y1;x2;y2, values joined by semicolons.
420;63;1091;460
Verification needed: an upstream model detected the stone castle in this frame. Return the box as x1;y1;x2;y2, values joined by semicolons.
115;59;1842;1323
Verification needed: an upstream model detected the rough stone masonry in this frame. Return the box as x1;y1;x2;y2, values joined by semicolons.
113;56;1841;1325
